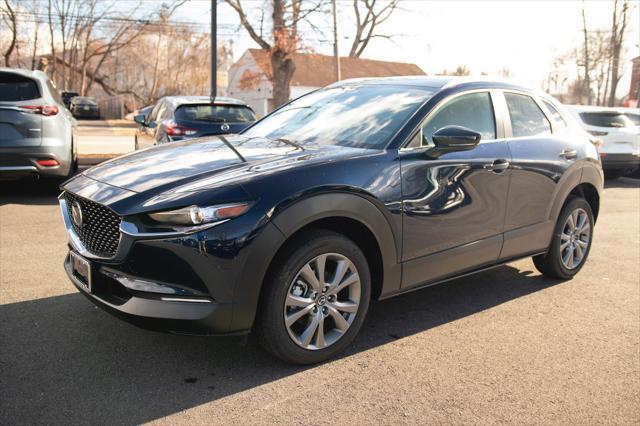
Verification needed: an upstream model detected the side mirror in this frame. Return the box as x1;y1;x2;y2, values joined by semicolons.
432;125;482;152
134;114;146;125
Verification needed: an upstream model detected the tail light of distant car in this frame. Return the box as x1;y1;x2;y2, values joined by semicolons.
164;120;197;137
20;105;60;116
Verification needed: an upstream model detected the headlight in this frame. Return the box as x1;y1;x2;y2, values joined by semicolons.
148;202;251;226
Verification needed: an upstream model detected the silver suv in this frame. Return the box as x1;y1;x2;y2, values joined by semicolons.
0;68;77;180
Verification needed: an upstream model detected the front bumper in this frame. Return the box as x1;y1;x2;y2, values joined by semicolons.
59;188;285;335
63;252;235;334
600;152;640;171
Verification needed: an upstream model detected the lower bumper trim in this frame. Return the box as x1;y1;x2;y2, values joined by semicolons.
64;253;235;335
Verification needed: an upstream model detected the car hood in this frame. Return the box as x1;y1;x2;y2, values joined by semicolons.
82;134;372;194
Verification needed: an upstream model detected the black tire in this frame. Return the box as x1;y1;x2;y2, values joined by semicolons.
256;229;371;364
533;196;594;279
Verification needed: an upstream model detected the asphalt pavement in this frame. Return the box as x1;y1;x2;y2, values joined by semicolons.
0;177;638;424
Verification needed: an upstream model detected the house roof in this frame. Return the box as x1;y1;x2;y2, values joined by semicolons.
245;49;425;88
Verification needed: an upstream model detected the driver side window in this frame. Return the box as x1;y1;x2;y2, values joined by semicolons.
412;92;496;147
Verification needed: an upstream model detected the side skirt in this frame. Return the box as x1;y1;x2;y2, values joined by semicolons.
378;250;547;301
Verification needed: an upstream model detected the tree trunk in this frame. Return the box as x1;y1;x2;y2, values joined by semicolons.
48;0;56;83
581;4;591;104
2;0;17;67
608;0;627;107
270;50;295;108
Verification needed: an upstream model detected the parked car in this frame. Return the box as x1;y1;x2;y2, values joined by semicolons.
0;68;77;180
567;105;640;179
61;90;79;109
133;96;256;150
621;108;640;126
70;96;100;119
60;77;602;364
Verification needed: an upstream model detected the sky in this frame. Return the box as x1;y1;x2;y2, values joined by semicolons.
176;0;640;93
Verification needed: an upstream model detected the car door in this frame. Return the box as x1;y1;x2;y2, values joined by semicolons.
399;90;512;288
498;91;578;260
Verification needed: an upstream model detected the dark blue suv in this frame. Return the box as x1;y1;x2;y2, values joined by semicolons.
133;96;256;149
61;77;603;364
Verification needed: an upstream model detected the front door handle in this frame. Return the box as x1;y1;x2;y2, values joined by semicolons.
484;159;510;173
560;149;578;159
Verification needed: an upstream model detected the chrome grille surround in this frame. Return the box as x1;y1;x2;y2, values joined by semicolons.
63;192;121;257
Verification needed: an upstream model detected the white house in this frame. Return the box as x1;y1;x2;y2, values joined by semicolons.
227;49;426;117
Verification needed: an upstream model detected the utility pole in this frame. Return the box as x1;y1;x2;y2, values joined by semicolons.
332;0;341;82
211;0;217;99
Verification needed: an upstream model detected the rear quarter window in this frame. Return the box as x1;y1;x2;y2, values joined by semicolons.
541;99;567;132
175;104;256;123
0;73;41;101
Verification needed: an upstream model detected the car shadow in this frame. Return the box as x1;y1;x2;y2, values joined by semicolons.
604;176;640;189
0;178;65;206
0;264;564;424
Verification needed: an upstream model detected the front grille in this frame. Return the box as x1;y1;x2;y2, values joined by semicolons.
64;192;121;257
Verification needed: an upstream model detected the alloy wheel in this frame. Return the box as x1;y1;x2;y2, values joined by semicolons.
560;207;591;270
284;253;361;350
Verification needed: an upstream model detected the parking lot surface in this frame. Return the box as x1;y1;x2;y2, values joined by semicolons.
1;178;638;424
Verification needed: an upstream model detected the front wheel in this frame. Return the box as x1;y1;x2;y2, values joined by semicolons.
533;196;594;279
256;230;371;364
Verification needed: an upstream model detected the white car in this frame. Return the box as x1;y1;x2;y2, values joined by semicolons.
567;105;640;179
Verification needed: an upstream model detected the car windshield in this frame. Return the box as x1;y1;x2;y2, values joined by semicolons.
243;85;433;149
579;112;634;128
175;104;255;123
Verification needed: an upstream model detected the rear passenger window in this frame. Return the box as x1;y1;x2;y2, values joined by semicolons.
421;92;496;146
541;99;567;132
0;73;40;101
505;93;551;137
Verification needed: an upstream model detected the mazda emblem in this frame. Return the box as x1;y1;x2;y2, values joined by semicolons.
221;123;230;132
71;201;83;228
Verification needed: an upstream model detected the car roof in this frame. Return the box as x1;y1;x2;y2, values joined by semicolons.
328;76;543;95
0;67;49;81
566;105;635;114
161;95;250;108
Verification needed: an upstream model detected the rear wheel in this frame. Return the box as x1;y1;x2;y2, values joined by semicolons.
256;230;371;364
533;196;594;279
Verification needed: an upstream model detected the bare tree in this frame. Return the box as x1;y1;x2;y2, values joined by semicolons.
0;0;17;66
226;0;325;109
607;0;629;106
348;0;400;58
581;2;592;104
30;0;40;70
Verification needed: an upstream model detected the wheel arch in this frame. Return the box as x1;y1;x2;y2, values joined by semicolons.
548;165;602;223
228;192;402;333
269;193;401;300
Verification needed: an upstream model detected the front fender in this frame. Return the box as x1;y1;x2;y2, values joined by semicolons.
228;192;402;332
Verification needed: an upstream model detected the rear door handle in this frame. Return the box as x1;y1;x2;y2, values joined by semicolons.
484;159;510;173
560;149;577;159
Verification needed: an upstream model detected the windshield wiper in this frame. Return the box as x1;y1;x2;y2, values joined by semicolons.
274;137;304;150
